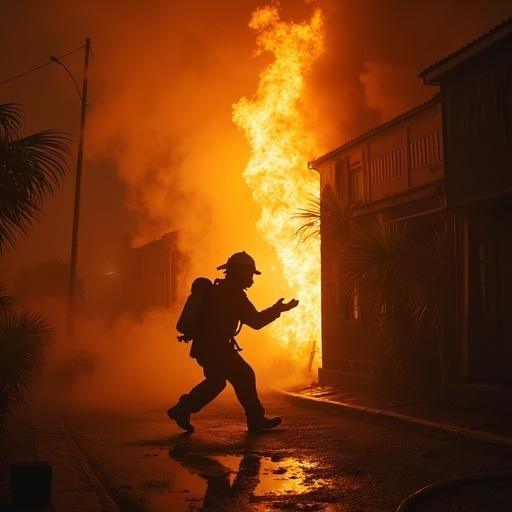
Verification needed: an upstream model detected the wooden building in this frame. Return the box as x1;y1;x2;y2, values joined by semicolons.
419;18;512;401
309;96;445;390
310;18;512;408
113;231;182;316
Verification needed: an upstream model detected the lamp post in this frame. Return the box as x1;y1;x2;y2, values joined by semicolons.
51;37;91;345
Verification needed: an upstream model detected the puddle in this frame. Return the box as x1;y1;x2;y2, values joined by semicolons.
212;454;328;496
164;448;330;511
256;456;327;496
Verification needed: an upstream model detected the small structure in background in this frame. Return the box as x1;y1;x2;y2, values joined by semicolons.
109;231;184;318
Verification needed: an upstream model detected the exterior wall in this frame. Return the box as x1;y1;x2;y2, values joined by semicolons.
314;99;445;390
437;31;512;386
368;126;409;201
442;36;512;207
465;207;512;384
326;101;444;216
316;18;512;399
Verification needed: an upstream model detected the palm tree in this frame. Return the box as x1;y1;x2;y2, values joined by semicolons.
0;103;69;437
295;189;453;397
294;186;355;247
0;310;54;435
342;221;416;391
407;224;454;398
294;186;356;284
0;103;70;254
0;284;14;310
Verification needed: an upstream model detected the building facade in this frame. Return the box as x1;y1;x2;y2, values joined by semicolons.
310;96;445;390
113;231;182;317
420;18;512;390
310;18;512;404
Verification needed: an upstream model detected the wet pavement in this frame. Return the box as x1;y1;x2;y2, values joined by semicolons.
1;385;511;511
0;407;120;512
283;385;512;450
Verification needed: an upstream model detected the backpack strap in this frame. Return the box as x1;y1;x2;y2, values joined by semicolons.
230;336;243;352
230;321;243;351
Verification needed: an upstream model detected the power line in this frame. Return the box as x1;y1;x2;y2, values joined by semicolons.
0;44;86;87
50;56;83;101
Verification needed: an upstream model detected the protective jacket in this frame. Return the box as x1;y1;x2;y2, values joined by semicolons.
190;278;281;359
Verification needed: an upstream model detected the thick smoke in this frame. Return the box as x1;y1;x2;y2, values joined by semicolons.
305;0;512;151
1;0;511;409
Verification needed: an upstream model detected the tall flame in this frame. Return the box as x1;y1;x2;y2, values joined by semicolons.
232;5;324;368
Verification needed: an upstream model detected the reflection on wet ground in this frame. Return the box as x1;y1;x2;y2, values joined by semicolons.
255;456;327;496
211;454;327;496
168;447;330;510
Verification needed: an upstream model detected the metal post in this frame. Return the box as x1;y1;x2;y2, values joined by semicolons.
66;37;91;345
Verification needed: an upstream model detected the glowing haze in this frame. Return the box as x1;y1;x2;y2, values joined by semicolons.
2;0;511;407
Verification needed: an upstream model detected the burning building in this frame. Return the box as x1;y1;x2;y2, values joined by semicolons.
310;18;512;412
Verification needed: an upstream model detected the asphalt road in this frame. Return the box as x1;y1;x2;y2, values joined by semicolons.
62;391;512;511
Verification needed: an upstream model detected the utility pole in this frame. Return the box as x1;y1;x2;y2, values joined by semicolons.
64;37;91;345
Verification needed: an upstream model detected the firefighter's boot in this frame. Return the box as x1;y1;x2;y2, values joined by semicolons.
247;415;282;432
167;396;194;432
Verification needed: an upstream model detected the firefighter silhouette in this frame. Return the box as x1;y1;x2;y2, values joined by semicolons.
169;251;299;432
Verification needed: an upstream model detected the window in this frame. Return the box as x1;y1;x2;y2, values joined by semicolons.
349;165;362;202
334;156;364;203
344;290;360;320
334;159;344;197
409;132;443;170
370;147;404;185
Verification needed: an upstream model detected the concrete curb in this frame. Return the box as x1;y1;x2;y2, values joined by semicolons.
58;416;121;512
277;389;512;449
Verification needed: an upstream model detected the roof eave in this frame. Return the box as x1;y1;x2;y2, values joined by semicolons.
309;95;440;167
419;21;512;85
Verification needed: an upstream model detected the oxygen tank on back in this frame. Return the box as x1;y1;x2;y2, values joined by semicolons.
176;277;212;342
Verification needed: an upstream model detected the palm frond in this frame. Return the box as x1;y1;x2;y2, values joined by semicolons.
0;283;15;310
294;187;354;244
408;224;453;334
0;103;23;142
342;221;411;313
0;103;71;254
0;310;54;415
294;194;322;242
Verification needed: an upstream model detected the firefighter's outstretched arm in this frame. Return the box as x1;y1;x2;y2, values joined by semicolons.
273;298;299;312
242;297;299;330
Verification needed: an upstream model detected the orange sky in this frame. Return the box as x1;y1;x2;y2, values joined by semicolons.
1;0;511;407
1;0;511;308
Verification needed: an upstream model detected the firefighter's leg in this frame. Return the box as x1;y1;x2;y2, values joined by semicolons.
226;352;282;431
185;371;226;412
167;359;226;431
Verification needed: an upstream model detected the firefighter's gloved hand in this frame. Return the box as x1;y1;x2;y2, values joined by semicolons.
274;298;299;313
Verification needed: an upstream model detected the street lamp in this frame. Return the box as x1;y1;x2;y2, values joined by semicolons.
50;37;91;345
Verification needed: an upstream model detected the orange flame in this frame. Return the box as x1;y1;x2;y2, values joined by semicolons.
232;5;324;369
